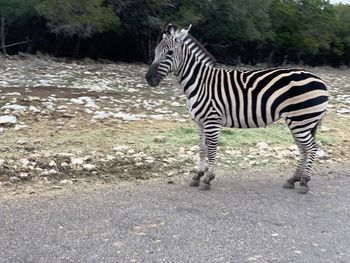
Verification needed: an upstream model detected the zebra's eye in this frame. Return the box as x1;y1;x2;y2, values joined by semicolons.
167;50;174;56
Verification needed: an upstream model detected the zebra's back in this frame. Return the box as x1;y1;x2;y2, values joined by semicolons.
214;67;328;129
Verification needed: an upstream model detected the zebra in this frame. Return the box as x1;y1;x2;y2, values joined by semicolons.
145;24;328;194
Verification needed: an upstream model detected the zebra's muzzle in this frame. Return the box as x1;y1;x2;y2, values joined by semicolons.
145;63;161;86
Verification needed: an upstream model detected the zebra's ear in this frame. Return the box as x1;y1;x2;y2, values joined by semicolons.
176;24;192;41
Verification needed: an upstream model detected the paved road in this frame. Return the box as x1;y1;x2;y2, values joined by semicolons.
1;167;350;263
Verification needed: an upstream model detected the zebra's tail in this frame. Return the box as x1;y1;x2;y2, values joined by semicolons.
312;114;325;139
311;122;319;139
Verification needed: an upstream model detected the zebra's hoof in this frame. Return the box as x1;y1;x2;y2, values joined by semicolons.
189;179;200;187
198;182;211;190
282;181;295;189
297;186;309;194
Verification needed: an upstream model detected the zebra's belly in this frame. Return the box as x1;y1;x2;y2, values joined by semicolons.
220;112;279;129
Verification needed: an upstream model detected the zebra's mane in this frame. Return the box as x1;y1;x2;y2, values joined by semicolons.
162;24;217;65
186;33;217;65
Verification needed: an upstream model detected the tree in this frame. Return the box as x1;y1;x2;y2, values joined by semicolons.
36;0;119;57
0;0;37;54
332;3;350;64
270;0;336;64
109;0;174;62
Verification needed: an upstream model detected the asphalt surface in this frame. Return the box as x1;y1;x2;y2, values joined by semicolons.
1;167;350;263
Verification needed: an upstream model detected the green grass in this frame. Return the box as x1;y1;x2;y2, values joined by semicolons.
0;117;334;161
133;123;335;153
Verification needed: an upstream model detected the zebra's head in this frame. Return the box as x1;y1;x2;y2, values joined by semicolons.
145;24;191;87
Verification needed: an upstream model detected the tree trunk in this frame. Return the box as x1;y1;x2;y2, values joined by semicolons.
147;29;153;63
54;36;62;56
1;17;6;54
140;38;147;63
267;49;275;66
74;36;81;58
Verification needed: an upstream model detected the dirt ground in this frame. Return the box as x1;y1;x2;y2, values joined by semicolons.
0;58;350;197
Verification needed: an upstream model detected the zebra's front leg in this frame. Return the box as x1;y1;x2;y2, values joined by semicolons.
198;124;221;190
189;126;206;187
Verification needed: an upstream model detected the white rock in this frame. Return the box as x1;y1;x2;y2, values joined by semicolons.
16;139;27;145
0;159;5;166
19;172;29;179
19;158;30;167
337;108;350;114
145;157;155;164
256;142;269;150
127;149;135;155
190;145;199;151
59;179;73;185
27;96;40;101
150;114;164;120
85;109;94;114
40;169;57;176
57;152;75;158
225;150;241;156
1;104;27;111
171;102;181;107
0;115;17;125
70;98;84;105
4;92;21;96
85;102;99;109
0;127;4;133
29;106;41;113
61;162;69;167
105;155;116;161
10;176;21;182
319;126;331;132
83;164;96;171
92;111;109;119
288;145;298;151
112;145;130;153
57;105;68;110
49;160;56;167
317;149;327;159
14;124;29;131
112;112;140;121
78;96;94;103
70;157;84;165
42;102;55;110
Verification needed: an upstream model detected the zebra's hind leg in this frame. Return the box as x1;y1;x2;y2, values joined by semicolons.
190;126;206;187
283;141;305;189
286;123;319;194
297;141;317;194
198;123;221;190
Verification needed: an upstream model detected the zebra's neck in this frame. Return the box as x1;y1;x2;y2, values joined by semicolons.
177;36;216;94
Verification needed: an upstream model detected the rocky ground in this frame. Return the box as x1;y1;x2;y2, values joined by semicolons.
0;54;349;196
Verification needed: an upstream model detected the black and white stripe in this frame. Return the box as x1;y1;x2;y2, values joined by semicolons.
146;24;328;193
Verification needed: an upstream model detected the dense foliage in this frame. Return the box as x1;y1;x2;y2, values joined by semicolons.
0;0;349;66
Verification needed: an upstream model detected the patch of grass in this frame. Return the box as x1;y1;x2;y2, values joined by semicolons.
0;114;336;162
133;122;335;154
220;124;293;146
133;126;197;153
